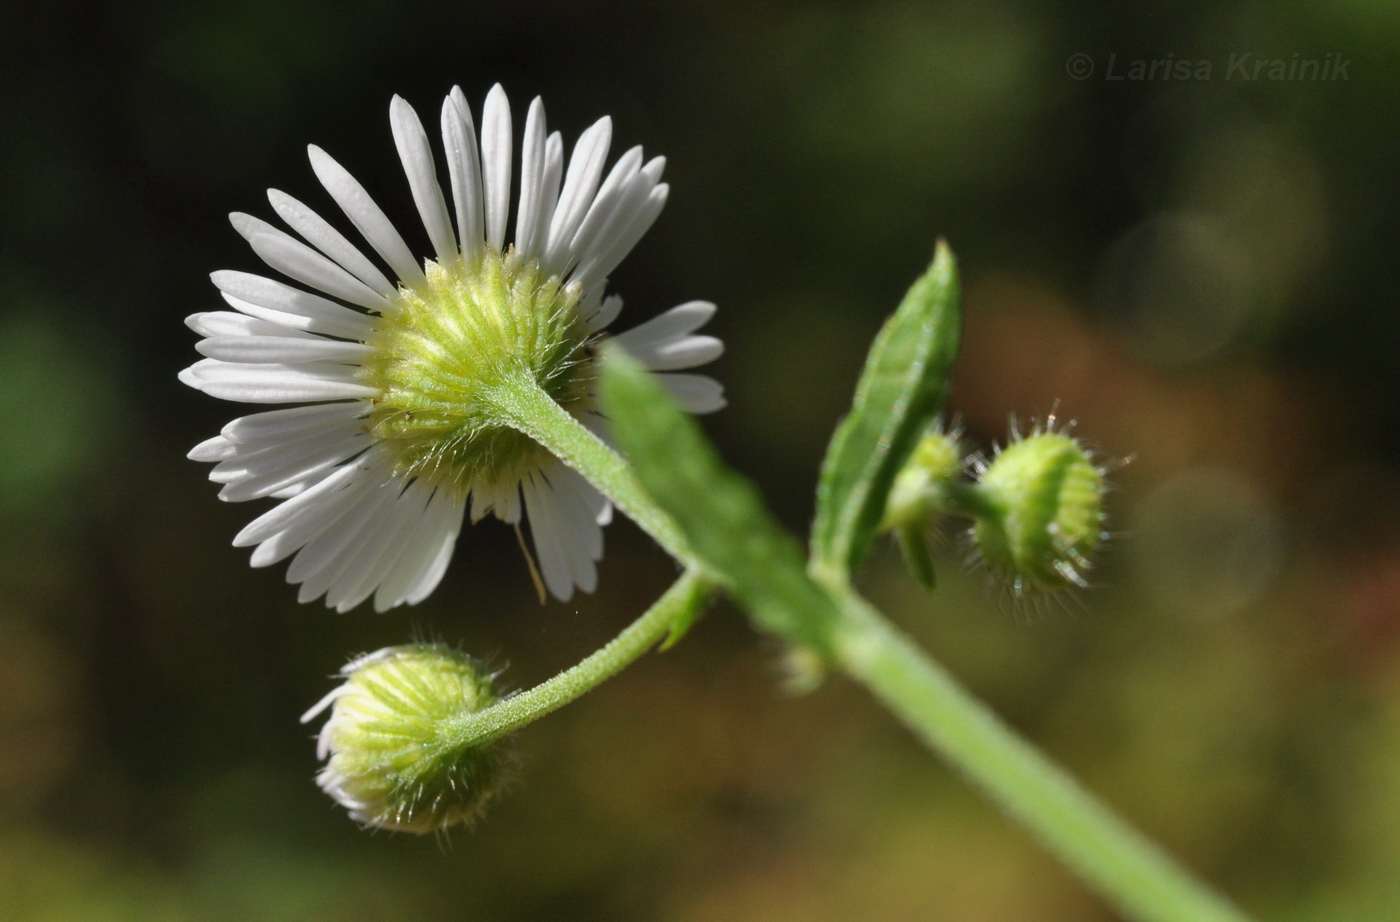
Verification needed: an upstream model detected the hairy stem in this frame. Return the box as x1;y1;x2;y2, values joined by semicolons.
827;587;1250;922
496;368;1248;922
488;373;697;568
441;570;712;747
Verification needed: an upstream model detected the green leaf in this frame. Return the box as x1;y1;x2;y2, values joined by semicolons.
810;240;961;582
599;347;838;655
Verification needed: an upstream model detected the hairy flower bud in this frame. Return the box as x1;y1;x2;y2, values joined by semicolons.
883;427;965;588
972;431;1106;594
885;428;964;522
301;643;512;834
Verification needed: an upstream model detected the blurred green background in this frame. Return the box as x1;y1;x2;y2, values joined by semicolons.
3;1;1400;919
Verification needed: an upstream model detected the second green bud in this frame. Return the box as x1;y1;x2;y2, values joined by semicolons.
885;425;1107;596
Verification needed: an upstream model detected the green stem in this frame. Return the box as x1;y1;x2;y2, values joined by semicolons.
828;588;1250;922
442;570;712;747
488;374;696;568
884;478;1004;532
942;481;1007;521
493;370;1246;922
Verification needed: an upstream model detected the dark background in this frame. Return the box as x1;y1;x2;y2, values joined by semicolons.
3;1;1400;919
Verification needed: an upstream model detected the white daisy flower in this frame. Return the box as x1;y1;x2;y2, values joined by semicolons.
181;85;724;611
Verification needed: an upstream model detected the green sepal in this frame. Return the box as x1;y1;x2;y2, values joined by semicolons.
896;523;937;591
599;347;838;657
810;241;961;583
659;575;710;650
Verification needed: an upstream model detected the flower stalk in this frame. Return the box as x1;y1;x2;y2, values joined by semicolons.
439;569;712;748
486;370;697;568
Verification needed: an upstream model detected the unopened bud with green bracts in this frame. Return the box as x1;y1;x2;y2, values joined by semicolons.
971;429;1107;594
882;425;966;588
301;643;513;834
883;419;1109;596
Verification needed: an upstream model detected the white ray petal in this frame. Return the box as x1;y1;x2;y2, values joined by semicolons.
514;97;548;258
543;116;612;273
574;179;667;294
212;439;364;498
549;491;598;594
233;218;393;312
566;145;643;274
443;87;484;260
178;365;205;390
268;479;320;499
586;159;664;264
267;190;397;297
468;486;490;523
251;520;324;567
550;465;606;557
222;402;364;444
198;335;373;365
217;433;370;502
595;182;669;281
181;358;220;389
569;162;661;288
545;467;603;593
656;373;726;414
501;484;523;523
609;300;715;346
479;84;512;252
192;361;377;403
314;480;417;609
293;475;404;601
307;145;428;288
402;495;465;605
218;296;368;343
213;412;364;478
374;488;457;610
300;684;346;726
187;311;320;341
330;482;434;612
212;431;365;491
615;333;722;371
283;466;395;582
390;95;457;263
188;435;236;462
522;474;574;602
639;155;666;184
471;479;521;525
210;271;374;340
577;413;616;526
229;211;392;305
213;420;366;482
535;131;564;262
234;460;365;547
586;294;624;331
577;475;613;527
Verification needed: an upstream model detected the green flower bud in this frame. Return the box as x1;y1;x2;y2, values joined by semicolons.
883;427;965;589
971;431;1106;594
885;428;964;523
301;643;512;834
